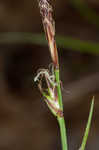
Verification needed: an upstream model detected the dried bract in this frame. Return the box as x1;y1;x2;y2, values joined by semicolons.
34;68;63;117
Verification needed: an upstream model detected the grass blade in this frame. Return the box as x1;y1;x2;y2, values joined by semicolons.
79;97;94;150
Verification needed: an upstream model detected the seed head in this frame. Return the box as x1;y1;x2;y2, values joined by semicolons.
38;0;59;68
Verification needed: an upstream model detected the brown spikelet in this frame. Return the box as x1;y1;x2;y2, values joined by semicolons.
38;0;59;68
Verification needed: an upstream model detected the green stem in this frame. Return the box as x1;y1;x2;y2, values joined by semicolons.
55;69;63;110
55;69;68;150
57;117;68;150
79;97;94;150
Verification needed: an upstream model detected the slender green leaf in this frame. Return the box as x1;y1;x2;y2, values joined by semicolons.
79;97;94;150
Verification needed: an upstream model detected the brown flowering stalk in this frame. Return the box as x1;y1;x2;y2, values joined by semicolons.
35;0;68;150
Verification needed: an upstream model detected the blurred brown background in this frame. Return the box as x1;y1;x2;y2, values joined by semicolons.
0;0;99;149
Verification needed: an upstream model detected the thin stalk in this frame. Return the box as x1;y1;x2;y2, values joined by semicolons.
79;97;94;150
57;117;68;150
55;69;68;150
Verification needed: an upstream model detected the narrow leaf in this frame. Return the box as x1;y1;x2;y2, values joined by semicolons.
79;96;94;150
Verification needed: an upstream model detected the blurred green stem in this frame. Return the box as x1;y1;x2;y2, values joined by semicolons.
70;0;99;27
0;32;99;55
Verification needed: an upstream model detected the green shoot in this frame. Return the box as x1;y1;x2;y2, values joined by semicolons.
79;97;94;150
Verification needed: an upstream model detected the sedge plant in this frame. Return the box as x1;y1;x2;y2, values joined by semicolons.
34;0;94;150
